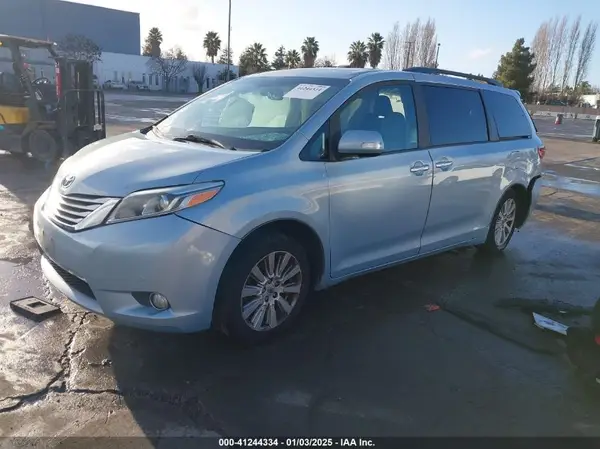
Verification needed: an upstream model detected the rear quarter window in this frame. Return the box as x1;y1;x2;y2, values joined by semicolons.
422;85;488;146
482;90;532;139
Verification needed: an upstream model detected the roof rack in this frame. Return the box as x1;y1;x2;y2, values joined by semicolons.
403;67;503;87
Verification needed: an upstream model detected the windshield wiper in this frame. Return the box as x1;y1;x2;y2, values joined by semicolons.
173;134;236;150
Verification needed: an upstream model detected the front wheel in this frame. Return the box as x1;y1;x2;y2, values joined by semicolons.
478;190;518;253
214;232;312;345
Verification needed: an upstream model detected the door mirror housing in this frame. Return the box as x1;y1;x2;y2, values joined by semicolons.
337;130;384;155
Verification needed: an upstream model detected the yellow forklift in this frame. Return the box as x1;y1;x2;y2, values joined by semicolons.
0;34;105;163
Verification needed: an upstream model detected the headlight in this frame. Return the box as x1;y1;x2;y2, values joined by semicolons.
106;182;224;224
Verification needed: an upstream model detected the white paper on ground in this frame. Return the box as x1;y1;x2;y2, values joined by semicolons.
532;312;569;336
283;84;330;100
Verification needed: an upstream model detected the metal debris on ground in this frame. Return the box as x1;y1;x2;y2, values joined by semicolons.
9;296;61;322
532;312;569;336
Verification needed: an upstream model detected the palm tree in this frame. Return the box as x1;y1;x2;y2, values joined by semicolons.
347;41;368;68
367;33;385;68
203;31;221;63
143;27;163;57
301;37;319;68
285;50;301;69
248;42;269;72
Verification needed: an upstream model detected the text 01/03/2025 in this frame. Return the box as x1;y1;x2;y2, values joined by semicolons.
218;438;376;447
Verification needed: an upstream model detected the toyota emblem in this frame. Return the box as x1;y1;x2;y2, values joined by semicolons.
61;174;75;189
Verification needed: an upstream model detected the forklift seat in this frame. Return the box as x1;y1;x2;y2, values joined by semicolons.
0;71;26;107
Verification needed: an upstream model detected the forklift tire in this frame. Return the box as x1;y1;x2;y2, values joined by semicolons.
26;130;60;164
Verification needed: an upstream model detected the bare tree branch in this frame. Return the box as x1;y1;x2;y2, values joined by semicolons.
547;16;568;89
383;18;439;70
407;19;420;67
315;55;337;67
148;47;188;92
382;22;402;70
58;34;102;63
560;16;581;92
574;20;598;89
400;22;411;69
531;21;551;92
192;63;206;93
417;18;437;67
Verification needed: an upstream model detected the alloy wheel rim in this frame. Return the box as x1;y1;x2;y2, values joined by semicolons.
240;251;303;331
494;198;516;247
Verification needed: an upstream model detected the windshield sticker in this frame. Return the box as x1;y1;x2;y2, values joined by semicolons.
283;84;330;100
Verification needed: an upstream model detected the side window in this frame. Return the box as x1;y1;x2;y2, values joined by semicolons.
335;83;418;153
483;90;532;139
422;86;488;146
300;123;329;161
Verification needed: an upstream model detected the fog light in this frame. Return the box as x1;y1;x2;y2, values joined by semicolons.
149;293;170;311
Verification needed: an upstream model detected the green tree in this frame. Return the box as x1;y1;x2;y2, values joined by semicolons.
272;46;287;70
285;49;301;68
203;31;221;63
142;27;163;57
218;69;237;82
239;43;269;76
367;33;385;68
301;37;319;68
493;38;536;99
218;48;233;65
347;41;368;68
578;80;593;94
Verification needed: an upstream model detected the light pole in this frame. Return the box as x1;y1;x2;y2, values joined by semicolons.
226;0;232;81
435;43;441;68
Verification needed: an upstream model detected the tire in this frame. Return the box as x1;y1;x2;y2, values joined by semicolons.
478;190;518;254
214;231;312;345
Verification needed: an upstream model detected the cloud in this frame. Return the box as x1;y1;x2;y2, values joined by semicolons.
468;48;492;60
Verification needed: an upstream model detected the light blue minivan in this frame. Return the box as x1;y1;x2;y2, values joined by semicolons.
33;67;544;344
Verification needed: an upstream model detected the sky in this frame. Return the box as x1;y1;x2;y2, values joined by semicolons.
74;0;600;84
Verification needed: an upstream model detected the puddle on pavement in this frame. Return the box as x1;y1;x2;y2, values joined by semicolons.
0;260;17;279
542;172;600;197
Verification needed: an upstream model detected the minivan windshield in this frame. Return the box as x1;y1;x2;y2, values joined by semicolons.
155;75;349;151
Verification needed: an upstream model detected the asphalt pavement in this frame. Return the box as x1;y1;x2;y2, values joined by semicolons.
2;93;600;440
104;91;193;129
534;116;596;141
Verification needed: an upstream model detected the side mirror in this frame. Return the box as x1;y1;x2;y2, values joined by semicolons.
338;130;384;155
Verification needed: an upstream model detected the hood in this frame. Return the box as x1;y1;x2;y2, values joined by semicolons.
55;131;254;197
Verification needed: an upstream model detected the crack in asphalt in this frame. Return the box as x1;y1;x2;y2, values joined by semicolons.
0;312;228;435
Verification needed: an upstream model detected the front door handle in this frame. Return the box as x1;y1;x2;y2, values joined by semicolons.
435;158;453;171
410;161;430;176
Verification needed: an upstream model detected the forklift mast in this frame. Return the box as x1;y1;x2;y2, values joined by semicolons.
55;58;106;156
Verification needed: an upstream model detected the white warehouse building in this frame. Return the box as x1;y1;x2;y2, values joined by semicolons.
1;48;238;95
95;52;238;94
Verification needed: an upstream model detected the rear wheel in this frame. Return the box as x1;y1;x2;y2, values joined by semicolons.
478;190;518;253
214;232;311;345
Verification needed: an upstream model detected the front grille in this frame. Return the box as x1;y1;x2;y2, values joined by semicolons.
47;257;96;300
46;192;111;231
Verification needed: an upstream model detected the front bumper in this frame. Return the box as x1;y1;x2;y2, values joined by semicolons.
33;191;240;333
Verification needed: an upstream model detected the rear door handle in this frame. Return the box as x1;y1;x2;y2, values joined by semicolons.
410;161;430;176
435;158;453;171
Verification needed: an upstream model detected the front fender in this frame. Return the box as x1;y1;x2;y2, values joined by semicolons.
175;157;331;247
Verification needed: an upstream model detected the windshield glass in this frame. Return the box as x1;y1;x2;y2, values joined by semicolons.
155;75;349;151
